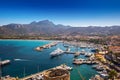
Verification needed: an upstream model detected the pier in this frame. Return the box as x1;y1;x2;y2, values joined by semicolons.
35;42;59;51
73;58;98;65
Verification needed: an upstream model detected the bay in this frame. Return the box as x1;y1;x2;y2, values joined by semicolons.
0;40;97;80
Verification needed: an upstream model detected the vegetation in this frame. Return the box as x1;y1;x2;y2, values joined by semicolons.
88;38;107;44
108;69;117;80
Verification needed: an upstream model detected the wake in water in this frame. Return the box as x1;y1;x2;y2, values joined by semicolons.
14;59;30;61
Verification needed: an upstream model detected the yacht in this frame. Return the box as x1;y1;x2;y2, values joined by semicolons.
80;49;85;55
50;48;64;57
85;53;92;57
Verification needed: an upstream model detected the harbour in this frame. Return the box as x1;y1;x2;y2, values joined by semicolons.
0;40;97;80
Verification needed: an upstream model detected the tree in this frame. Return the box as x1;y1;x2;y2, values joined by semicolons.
108;69;117;80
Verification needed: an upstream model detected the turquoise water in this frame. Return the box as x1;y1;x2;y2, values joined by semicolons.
0;40;97;80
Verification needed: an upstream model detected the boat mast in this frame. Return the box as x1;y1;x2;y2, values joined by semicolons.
76;41;79;52
23;67;26;77
0;58;2;79
37;65;39;73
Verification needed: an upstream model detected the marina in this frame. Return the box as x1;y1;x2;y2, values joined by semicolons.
0;40;97;80
73;58;98;65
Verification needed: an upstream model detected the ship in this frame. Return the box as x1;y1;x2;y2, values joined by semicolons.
50;48;64;57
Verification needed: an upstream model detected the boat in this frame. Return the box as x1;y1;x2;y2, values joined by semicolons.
14;59;29;61
80;49;85;55
85;53;92;57
35;47;43;51
0;60;10;66
14;59;21;61
74;52;80;57
65;47;70;53
50;48;64;57
56;64;73;71
96;66;104;71
97;70;108;78
92;65;98;69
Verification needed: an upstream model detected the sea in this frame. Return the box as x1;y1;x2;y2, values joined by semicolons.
0;40;97;80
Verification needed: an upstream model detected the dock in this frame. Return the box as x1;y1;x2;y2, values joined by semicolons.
73;58;98;65
35;42;59;51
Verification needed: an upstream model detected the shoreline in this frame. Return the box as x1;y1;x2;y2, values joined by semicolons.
0;39;61;42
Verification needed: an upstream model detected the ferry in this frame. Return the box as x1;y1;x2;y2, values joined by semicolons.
50;48;64;57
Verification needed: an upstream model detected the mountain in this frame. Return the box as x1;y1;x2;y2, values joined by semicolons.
65;26;120;36
0;20;70;36
0;20;120;37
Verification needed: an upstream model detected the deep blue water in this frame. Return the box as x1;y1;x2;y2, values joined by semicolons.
0;40;97;80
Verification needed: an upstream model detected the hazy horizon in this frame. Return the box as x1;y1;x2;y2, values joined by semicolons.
0;0;120;27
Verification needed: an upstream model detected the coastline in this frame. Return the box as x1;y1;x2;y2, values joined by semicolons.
0;40;97;79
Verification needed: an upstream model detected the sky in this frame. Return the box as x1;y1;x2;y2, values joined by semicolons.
0;0;120;26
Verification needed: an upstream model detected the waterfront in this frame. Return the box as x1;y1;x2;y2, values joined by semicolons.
0;40;97;80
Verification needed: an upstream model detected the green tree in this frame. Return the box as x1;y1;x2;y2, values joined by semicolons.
108;70;117;80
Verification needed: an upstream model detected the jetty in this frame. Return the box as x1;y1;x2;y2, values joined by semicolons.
63;41;97;48
35;42;59;51
73;58;98;65
20;64;72;80
0;60;10;66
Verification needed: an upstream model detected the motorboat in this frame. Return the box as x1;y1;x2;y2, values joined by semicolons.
65;47;70;53
80;49;85;55
85;53;92;57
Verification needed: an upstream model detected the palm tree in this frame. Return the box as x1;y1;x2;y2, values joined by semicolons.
114;53;120;64
108;69;117;80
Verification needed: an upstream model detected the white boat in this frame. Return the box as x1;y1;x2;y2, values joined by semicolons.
14;59;29;61
50;48;64;57
80;49;85;55
97;70;108;78
14;59;21;61
56;64;73;71
66;47;70;52
85;53;92;57
0;60;10;65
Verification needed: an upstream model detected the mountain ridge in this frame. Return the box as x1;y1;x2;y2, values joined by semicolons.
0;20;120;37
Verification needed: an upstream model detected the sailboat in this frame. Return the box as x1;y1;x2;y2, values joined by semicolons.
74;44;80;57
